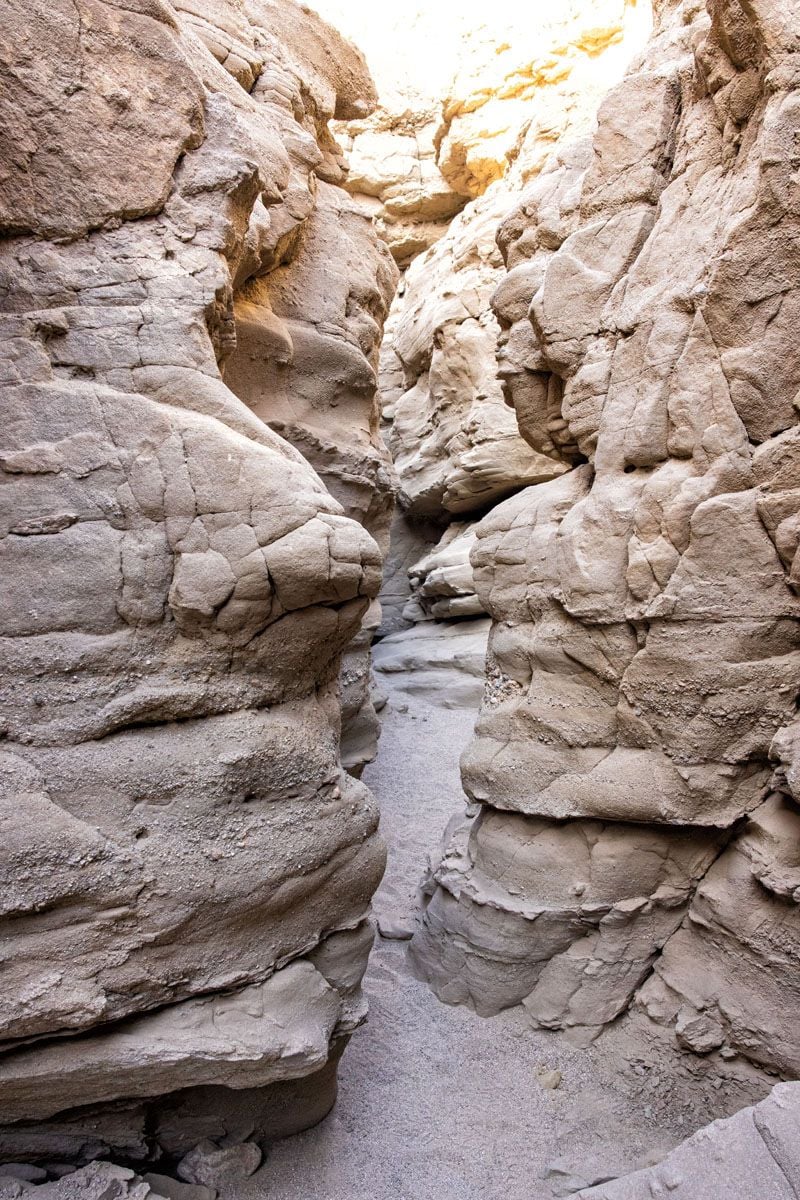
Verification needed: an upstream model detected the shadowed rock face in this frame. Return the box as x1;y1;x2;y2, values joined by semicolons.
411;0;800;1072
0;0;394;1154
222;164;398;777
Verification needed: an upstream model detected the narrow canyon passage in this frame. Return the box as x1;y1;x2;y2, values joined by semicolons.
3;0;800;1197
231;631;773;1200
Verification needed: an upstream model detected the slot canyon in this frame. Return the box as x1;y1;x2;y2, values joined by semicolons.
1;0;800;1196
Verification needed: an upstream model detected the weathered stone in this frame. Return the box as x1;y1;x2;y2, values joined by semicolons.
373;2;651;662
406;524;484;622
576;1083;800;1200
0;0;392;1148
143;1175;215;1200
317;1;651;265
0;956;363;1124
35;1162;159;1200
373;619;490;711
176;1141;261;1188
0;1172;45;1186
412;0;800;1070
411;807;724;1028
382;196;568;521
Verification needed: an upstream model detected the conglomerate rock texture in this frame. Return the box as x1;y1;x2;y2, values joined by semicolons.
410;0;800;1076
0;0;395;1160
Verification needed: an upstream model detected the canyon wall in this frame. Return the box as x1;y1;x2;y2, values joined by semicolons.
322;1;653;267
410;0;800;1076
578;1081;800;1198
0;0;394;1161
376;0;652;631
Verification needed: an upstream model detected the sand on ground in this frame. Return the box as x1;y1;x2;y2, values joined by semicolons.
235;635;774;1200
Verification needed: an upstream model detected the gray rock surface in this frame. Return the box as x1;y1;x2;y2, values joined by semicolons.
223;646;779;1200
373;619;490;711
33;1163;163;1200
0;946;370;1124
177;1142;261;1188
381;200;568;521
0;0;392;1149
4;0;800;1187
143;1175;215;1200
577;1082;800;1199
411;0;800;1072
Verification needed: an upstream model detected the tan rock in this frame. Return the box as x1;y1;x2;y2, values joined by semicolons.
316;0;652;265
0;0;392;1148
412;0;800;1070
382;193;569;520
377;0;650;562
407;523;484;621
411;805;723;1029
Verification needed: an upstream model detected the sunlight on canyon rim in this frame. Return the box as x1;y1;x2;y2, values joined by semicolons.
310;0;653;106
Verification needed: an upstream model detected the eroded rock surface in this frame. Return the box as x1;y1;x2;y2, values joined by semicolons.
376;1;651;631
411;0;800;1074
0;0;393;1156
318;1;652;267
406;523;484;622
577;1081;800;1199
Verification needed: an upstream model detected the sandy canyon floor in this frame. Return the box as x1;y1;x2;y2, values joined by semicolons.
231;626;775;1200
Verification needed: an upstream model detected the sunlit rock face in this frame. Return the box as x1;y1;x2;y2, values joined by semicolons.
316;0;652;267
411;0;800;1073
309;1;487;267
0;0;393;1156
374;0;651;629
332;103;470;271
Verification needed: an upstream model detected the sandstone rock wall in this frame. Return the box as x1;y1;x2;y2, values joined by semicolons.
577;1081;800;1199
377;0;651;632
331;103;470;269
318;0;653;267
410;0;800;1075
0;0;394;1158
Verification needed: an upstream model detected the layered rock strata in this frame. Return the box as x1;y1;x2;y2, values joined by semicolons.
0;0;393;1158
332;102;470;269
377;0;651;631
406;524;483;622
221;118;398;774
411;0;800;1074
